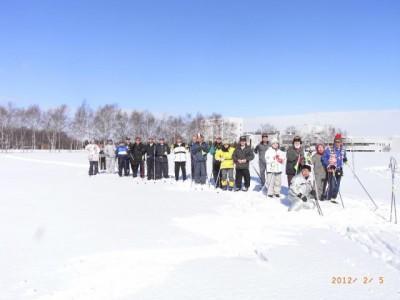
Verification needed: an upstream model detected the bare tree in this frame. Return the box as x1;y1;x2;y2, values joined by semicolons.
93;104;118;142
113;110;129;141
258;123;277;134
71;101;93;148
25;105;42;149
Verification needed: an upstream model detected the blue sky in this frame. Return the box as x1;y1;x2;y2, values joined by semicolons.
0;0;399;116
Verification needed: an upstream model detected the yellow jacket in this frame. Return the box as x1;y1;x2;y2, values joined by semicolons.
215;147;235;169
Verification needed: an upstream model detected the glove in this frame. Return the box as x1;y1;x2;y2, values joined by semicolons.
343;157;348;164
301;196;308;202
310;190;317;198
297;193;303;198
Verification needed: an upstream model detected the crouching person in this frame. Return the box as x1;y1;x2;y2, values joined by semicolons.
288;164;317;211
215;140;235;191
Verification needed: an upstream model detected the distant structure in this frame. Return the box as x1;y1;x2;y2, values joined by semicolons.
346;136;399;152
203;117;244;141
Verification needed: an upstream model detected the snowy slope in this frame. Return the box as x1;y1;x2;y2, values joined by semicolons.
1;151;400;300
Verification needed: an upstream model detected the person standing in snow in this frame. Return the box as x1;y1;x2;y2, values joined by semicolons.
188;134;197;180
190;134;209;185
125;137;132;175
311;144;327;200
116;141;130;177
286;136;305;186
155;137;170;179
233;136;255;192
322;134;347;202
215;140;235;191
85;139;100;176
173;137;187;181
254;133;269;186
265;138;285;198
209;136;223;188
145;137;156;180
130;137;146;178
99;143;106;172
104;139;116;174
288;164;317;211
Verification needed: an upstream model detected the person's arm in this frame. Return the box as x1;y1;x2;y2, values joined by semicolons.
247;148;255;161
254;144;259;154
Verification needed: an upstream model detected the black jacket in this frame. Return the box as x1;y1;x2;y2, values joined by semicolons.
233;145;255;169
145;143;156;159
129;143;146;161
155;143;171;162
286;146;305;176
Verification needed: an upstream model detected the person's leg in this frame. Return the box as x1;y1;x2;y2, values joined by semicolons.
274;173;282;196
221;169;228;189
228;169;234;189
244;169;250;189
333;174;342;199
266;173;273;195
88;161;93;176
118;158;123;176
124;158;130;176
175;162;180;180
326;172;335;200
316;175;325;200
235;169;243;189
94;161;99;175
200;161;207;184
147;159;153;180
213;162;219;186
181;162;187;181
194;161;201;184
163;161;169;178
139;161;145;178
287;175;294;187
259;160;266;186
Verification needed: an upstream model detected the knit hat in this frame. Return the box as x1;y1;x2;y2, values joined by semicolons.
239;136;246;142
271;138;279;145
223;139;230;145
261;133;268;138
334;133;342;143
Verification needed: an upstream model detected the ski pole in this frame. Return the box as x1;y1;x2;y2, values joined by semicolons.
345;164;378;210
214;168;222;189
312;173;323;216
332;174;345;209
389;157;397;224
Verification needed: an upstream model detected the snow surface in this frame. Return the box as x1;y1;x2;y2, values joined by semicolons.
1;151;400;300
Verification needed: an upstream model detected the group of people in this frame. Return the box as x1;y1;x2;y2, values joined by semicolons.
85;132;348;211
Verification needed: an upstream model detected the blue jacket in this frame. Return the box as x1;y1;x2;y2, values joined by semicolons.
116;145;129;158
190;142;209;162
322;145;347;169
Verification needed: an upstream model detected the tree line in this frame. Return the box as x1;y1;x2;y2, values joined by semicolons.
0;102;238;150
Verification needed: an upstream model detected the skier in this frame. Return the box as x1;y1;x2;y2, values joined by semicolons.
322;134;347;203
125;137;132;175
155;137;170;179
104;139;116;174
265;138;285;198
189;134;197;180
85;139;100;176
173;137;187;181
254;133;269;186
130;136;146;178
209;136;223;187
215;139;235;191
233;136;255;191
190;134;209;185
311;144;327;200
116;141;130;177
288;164;317;211
99;143;106;172
145;137;156;180
286;136;305;186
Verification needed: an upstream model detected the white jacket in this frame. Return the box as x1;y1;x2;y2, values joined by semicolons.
288;174;313;200
85;143;100;161
265;147;285;173
173;144;187;162
104;144;116;158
